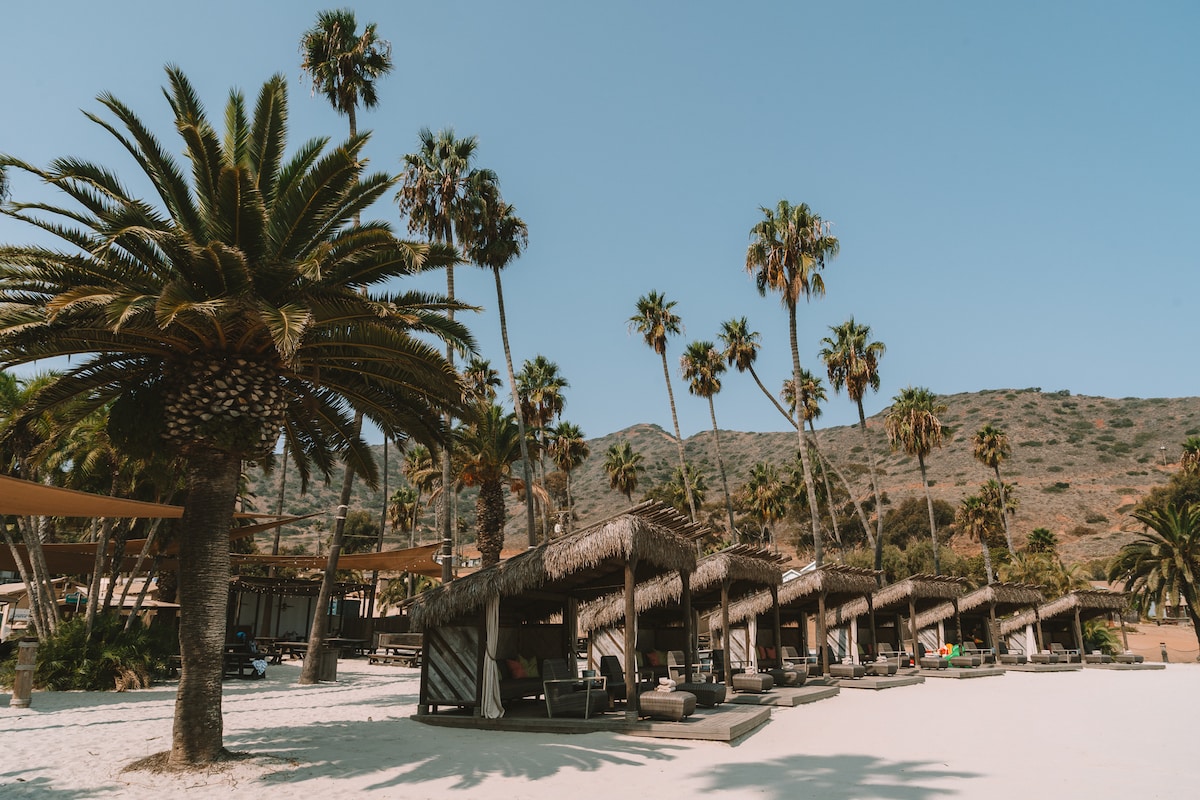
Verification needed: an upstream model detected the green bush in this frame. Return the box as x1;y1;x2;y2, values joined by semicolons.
11;614;178;692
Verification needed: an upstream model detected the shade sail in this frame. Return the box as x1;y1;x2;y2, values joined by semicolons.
0;475;184;518
231;543;443;578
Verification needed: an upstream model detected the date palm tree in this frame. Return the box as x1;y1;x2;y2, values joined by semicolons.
1109;503;1200;653
746;200;838;565
629;291;696;521
820;318;887;569
457;403;524;567
681;340;736;538
0;70;468;765
463;357;501;403
547;421;589;531
742;461;788;549
400;444;437;546
467;195;537;548
518;354;568;541
1180;436;1200;475
885;387;947;574
957;493;996;584
972;424;1016;554
398;127;496;581
603;441;645;505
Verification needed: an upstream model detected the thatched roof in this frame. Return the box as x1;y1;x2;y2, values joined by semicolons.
578;545;785;632
410;501;702;630
912;582;1045;630
1000;589;1130;636
827;574;968;627
709;564;881;632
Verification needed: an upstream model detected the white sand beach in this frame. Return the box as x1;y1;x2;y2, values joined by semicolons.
3;654;1197;800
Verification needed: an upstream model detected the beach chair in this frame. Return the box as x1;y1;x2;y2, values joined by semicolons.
599;655;628;705
541;659;608;718
1050;643;1081;663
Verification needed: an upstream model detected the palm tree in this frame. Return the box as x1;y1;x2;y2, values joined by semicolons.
603;441;645;505
397;128;496;581
741;461;788;548
746;200;838;565
0;70;468;765
462;357;501;403
885;387;947;574
785;370;849;552
1109;503;1200;652
517;354;568;541
547;421;589;530
1026;527;1058;555
680;340;736;538
467;195;537;548
719;317;793;423
661;463;707;515
299;8;395;685
980;478;1018;547
1180;436;1200;475
820;318;887;569
456;403;525;567
956;494;996;584
400;444;437;545
972;424;1016;554
629;292;696;521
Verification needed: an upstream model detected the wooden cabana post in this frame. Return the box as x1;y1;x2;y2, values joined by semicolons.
720;578;731;681
1073;606;1086;655
817;590;828;674
624;556;638;722
771;584;782;672
681;571;693;682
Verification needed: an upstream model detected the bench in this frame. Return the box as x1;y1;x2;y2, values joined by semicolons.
376;633;423;667
223;651;264;679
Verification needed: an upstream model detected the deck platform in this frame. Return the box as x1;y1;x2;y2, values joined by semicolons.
920;666;1006;679
729;684;840;706
412;698;771;743
1002;662;1082;673
838;674;926;690
1083;662;1165;671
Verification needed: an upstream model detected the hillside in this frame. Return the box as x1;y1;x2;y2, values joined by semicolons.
242;388;1200;563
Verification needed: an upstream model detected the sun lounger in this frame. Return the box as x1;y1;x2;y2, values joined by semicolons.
1114;653;1144;664
1050;643;1080;663
542;659;609;718
1084;652;1113;664
864;660;898;676
998;646;1027;665
1030;651;1060;664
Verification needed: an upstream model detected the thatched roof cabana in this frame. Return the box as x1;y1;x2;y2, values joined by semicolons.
709;564;881;632
411;501;704;722
913;582;1045;630
999;590;1131;656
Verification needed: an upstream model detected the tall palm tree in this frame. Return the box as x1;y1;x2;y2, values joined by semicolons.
400;444;437;545
956;493;996;584
1180;436;1200;475
884;387;947;574
467;195;537;548
300;9;391;140
741;461;788;548
462;357;501;403
681;340;736;538
1109;503;1200;652
972;424;1016;554
980;478;1018;543
398;128;496;581
517;354;568;541
629;291;696;521
746;200;838;565
547;421;589;531
456;403;525;566
719;317;793;423
783;370;849;552
0;70;468;765
603;441;645;505
820;318;887;569
299;8;394;685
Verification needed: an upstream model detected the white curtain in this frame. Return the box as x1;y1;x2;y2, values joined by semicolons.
482;594;504;719
746;617;758;672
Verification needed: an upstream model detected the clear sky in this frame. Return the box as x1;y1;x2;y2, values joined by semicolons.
3;1;1197;443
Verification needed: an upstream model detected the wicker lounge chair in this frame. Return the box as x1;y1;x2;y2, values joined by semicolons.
1084;652;1113;664
1030;650;1060;664
997;645;1027;665
1050;643;1081;663
599;655;630;706
1114;652;1144;664
542;659;609;718
864;659;898;676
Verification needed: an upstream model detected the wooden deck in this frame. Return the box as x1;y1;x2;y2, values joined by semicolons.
920;666;1006;679
838;674;926;690
412;698;771;742
729;684;840;706
1002;662;1082;673
1083;662;1165;671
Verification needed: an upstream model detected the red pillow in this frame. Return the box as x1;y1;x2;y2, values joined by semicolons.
766;647;776;660
646;650;661;667
506;658;527;679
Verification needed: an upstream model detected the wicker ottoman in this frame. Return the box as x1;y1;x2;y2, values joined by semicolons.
767;667;806;687
919;656;949;670
1114;653;1144;664
864;660;898;677
1084;653;1113;664
828;663;866;679
677;682;726;707
1030;652;1059;664
731;672;775;692
998;652;1027;665
949;655;982;668
638;690;697;721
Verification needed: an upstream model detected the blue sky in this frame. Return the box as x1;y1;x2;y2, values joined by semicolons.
2;2;1197;443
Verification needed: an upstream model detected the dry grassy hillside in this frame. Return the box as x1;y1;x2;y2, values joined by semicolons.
244;388;1200;563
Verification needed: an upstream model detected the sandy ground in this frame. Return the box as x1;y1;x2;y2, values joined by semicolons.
3;646;1198;800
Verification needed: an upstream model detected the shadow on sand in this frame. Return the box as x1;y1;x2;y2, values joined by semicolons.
700;753;977;800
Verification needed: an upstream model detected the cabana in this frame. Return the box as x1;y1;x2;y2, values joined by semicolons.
913;582;1044;657
410;502;701;722
579;545;786;692
827;574;968;666
1000;589;1130;660
710;564;881;676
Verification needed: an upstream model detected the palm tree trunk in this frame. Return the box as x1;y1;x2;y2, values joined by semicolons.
809;421;843;551
749;364;794;425
707;397;736;539
300;420;360;685
917;453;940;575
994;464;1015;555
493;267;537;549
101;519;130;614
856;400;887;572
171;447;240;766
85;517;112;637
660;351;697;522
980;532;995;584
20;514;59;632
440;254;456;584
787;303;823;565
2;520;44;638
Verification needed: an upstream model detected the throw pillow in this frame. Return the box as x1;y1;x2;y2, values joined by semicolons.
507;658;526;680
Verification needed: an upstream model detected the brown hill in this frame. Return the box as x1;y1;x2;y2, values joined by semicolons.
243;388;1200;563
